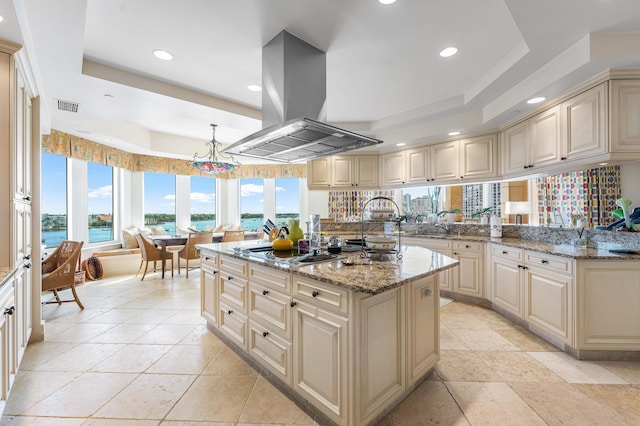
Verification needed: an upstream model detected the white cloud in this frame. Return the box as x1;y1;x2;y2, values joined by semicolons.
191;192;216;203
276;186;285;192
88;185;112;198
241;183;264;197
164;194;176;200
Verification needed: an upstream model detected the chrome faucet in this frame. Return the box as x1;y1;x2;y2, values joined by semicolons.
434;222;453;234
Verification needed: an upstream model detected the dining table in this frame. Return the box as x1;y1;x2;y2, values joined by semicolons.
148;234;188;279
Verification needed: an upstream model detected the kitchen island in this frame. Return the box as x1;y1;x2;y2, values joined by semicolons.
198;241;458;426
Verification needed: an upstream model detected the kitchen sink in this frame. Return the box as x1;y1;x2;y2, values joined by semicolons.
229;246;343;264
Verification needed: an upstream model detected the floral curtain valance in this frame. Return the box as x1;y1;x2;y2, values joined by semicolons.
42;130;307;179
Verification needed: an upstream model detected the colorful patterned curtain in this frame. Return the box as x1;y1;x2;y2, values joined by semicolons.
328;190;395;221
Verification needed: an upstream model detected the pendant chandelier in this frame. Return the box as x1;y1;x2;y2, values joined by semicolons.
190;124;239;174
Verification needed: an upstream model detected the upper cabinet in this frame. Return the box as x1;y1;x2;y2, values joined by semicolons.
307;155;379;189
562;83;607;160
610;80;640;153
458;134;498;181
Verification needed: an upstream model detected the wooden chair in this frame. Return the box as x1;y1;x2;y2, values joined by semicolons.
177;231;213;278
221;230;245;242
135;233;174;281
42;240;85;309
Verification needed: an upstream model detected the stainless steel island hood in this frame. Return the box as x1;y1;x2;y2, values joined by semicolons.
223;31;382;163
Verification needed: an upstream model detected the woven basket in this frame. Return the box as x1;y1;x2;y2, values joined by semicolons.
74;270;85;286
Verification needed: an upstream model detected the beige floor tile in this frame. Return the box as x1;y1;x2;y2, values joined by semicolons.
88;323;157;344
134;324;198;344
94;374;196;420
202;347;260;377
83;297;140;309
0;416;85;425
441;313;513;330
178;324;225;346
3;371;83;415
451;329;521;351
596;360;640;384
575;383;640;425
495;326;560;352
435;351;501;382
43;307;112;323
161;423;233;426
163;309;206;325
82;309;151;324
238;377;314;424
440;327;471;350
18;342;79;370
165;375;257;422
41;343;125;372
528;351;630;384
123;309;182;324
509;382;629;425
41;321;77;336
477;351;564;383
90;344;171;373
446;381;546;425
146;343;223;374
44;323;118;343
82;420;159;426
390;379;469;425
119;297;177;310
441;301;487;315
23;372;137;417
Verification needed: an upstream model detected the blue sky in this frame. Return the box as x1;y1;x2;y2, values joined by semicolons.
41;153;67;214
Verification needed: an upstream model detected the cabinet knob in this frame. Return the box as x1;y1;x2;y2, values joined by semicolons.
453;252;458;256
262;290;269;296
24;263;31;269
23;196;31;201
290;301;297;308
561;156;567;161
4;306;15;316
25;254;31;260
522;266;528;270
465;245;470;248
502;251;508;254
262;331;269;337
541;259;549;264
227;309;233;315
213;270;217;275
312;290;319;298
524;165;529;169
228;276;233;280
529;164;534;168
517;264;523;269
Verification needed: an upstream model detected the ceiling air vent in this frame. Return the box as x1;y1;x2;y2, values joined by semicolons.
56;99;80;113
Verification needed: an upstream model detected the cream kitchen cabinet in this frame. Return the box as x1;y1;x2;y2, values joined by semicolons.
610;79;640;152
381;151;406;186
562;83;608;161
406;147;432;183
502;121;530;175
403;237;453;292
200;253;219;327
452;241;484;298
576;260;640;351
489;244;525;319
458;134;498;181
218;255;249;348
430;140;460;182
406;276;438;386
308;155;379;189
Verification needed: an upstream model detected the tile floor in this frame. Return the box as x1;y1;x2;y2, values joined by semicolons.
2;271;640;425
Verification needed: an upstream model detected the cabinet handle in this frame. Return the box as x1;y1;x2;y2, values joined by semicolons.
312;290;319;298
561;156;567;161
23;196;31;201
460;176;464;179
24;263;31;269
262;331;269;337
517;264;523;269
227;309;233;315
4;306;15;316
213;270;217;275
290;301;297;308
25;254;31;260
524;165;529;169
522;266;528;270
502;251;508;254
465;245;470;248
228;276;233;280
529;164;534;168
262;290;269;296
541;259;549;264
205;256;210;261
453;252;458;256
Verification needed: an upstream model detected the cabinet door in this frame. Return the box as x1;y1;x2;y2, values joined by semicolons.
405;238;453;292
525;266;573;345
219;301;248;348
0;280;16;401
562;83;607;160
459;134;497;180
355;156;379;187
490;258;524;319
13;202;28;267
381;151;406;186
406;147;430;183
12;71;25;201
530;105;562;168
452;249;483;298
331;156;354;187
201;266;218;327
407;277;438;386
248;319;292;386
13;266;30;361
293;300;348;424
358;289;404;423
502;121;530;175
610;80;640;152
430;141;459;182
307;158;332;188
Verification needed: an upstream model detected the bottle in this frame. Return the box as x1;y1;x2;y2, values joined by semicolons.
288;219;304;246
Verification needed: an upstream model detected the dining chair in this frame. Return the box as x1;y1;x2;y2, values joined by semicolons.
135;233;174;281
221;230;245;242
177;231;214;278
42;240;85;309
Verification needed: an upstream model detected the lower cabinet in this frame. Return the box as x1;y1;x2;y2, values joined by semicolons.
248;318;292;385
0;269;18;407
406;276;438;386
489;245;525;319
403;238;453;292
452;241;484;298
200;254;219;326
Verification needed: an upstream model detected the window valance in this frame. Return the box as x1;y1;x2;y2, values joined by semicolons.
42;130;307;179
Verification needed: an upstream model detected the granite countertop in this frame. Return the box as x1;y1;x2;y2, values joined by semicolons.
0;266;17;287
197;241;459;295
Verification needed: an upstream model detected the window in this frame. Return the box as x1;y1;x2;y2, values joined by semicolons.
87;162;114;243
190;176;216;230
144;173;176;233
275;178;300;226
240;178;263;231
402;186;444;216
41;153;67;248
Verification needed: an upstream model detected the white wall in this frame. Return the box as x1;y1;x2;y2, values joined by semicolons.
620;162;640;206
307;189;329;218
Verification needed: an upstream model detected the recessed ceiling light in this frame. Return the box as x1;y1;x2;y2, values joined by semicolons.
153;49;174;61
396;143;406;147
599;162;608;166
379;0;397;4
527;96;546;104
440;47;458;58
247;84;262;92
448;131;460;136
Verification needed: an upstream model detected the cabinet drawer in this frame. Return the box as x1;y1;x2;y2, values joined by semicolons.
201;253;219;273
248;282;292;340
248;319;292;386
249;264;291;293
219;274;248;312
453;241;483;252
420;238;453;252
525;251;574;275
490;245;524;262
293;275;349;316
219;255;249;278
219;302;247;348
